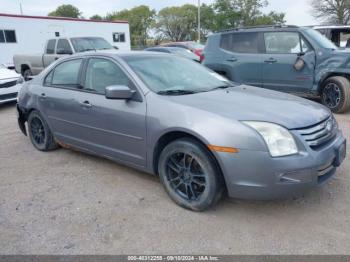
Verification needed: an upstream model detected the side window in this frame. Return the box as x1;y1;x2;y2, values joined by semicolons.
220;32;259;53
264;32;301;54
56;39;73;54
44;70;54;85
4;30;16;43
46;39;56;54
51;59;82;87
113;32;126;43
301;37;311;53
84;58;131;94
0;30;4;43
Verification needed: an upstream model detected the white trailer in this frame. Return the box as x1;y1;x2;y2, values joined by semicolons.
0;13;131;68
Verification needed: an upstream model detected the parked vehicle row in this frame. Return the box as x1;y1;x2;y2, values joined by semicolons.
160;41;205;62
203;25;350;113
16;51;346;211
13;37;116;80
144;46;200;62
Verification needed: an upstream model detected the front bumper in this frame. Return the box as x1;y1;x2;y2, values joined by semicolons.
0;83;21;104
217;129;346;200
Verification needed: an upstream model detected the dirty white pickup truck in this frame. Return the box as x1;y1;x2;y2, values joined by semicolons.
14;37;115;80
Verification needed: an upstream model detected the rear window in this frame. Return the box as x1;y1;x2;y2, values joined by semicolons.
220;32;259;54
46;39;56;54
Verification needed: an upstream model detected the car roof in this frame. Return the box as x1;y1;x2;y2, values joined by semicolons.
215;25;306;34
66;50;174;60
312;25;350;29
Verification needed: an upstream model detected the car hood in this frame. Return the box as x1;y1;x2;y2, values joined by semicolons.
167;85;330;129
0;68;20;80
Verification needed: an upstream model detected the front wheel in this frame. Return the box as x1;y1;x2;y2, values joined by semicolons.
28;110;58;151
158;138;224;211
321;76;350;113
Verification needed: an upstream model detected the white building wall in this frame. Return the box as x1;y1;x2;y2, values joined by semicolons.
0;14;131;66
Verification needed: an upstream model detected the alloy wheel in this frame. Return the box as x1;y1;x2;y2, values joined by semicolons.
30;117;46;145
323;83;341;109
165;152;207;201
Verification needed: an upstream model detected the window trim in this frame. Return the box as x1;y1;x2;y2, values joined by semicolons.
219;32;260;54
45;39;57;55
80;56;143;101
56;38;73;54
43;58;84;90
0;30;5;43
43;55;144;102
263;31;313;55
0;29;17;43
113;32;126;43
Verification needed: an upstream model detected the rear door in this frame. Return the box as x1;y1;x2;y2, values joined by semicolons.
261;31;315;93
39;58;85;143
219;32;263;87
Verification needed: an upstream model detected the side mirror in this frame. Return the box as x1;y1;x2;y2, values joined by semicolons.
105;85;135;100
56;48;73;55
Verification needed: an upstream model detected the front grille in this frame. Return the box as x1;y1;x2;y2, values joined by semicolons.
0;92;17;101
0;80;17;88
294;117;337;150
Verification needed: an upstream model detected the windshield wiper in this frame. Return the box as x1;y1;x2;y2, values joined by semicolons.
157;90;197;96
207;85;232;92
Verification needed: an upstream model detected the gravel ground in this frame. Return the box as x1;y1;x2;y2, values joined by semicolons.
0;102;349;255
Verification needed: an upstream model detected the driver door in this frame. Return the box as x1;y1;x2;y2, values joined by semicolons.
261;31;316;93
74;57;147;167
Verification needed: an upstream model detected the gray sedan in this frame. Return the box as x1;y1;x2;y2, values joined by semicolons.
17;51;347;211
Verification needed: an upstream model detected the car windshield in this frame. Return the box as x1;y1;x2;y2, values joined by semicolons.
305;29;338;49
71;37;113;52
125;55;231;94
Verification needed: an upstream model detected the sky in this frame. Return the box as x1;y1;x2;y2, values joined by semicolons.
0;0;317;26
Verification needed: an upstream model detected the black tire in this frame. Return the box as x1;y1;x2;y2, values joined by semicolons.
158;138;224;211
321;76;350;113
28;110;58;151
22;68;32;81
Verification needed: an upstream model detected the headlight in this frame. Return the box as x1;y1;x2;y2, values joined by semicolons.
16;77;24;84
243;121;298;157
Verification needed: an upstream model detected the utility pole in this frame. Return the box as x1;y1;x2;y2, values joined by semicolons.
19;2;23;15
198;0;201;43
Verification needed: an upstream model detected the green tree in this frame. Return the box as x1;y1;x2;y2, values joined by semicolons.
250;11;286;25
311;0;350;24
156;4;199;41
212;0;285;29
90;14;103;20
106;5;156;47
48;4;82;18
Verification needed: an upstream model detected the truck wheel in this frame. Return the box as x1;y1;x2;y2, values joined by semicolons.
158;138;224;211
23;68;32;81
321;76;350;113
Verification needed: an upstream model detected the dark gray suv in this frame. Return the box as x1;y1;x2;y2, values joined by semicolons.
203;25;350;113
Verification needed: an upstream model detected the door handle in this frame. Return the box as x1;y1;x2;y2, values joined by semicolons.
226;57;238;62
264;58;277;63
54;57;59;61
79;100;92;108
40;93;47;100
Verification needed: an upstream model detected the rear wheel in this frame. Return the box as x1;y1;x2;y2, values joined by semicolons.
158;138;224;211
28;110;58;151
22;68;32;81
321;76;350;113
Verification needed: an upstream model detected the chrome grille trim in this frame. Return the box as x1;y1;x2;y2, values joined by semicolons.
294;116;337;149
0;80;17;89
